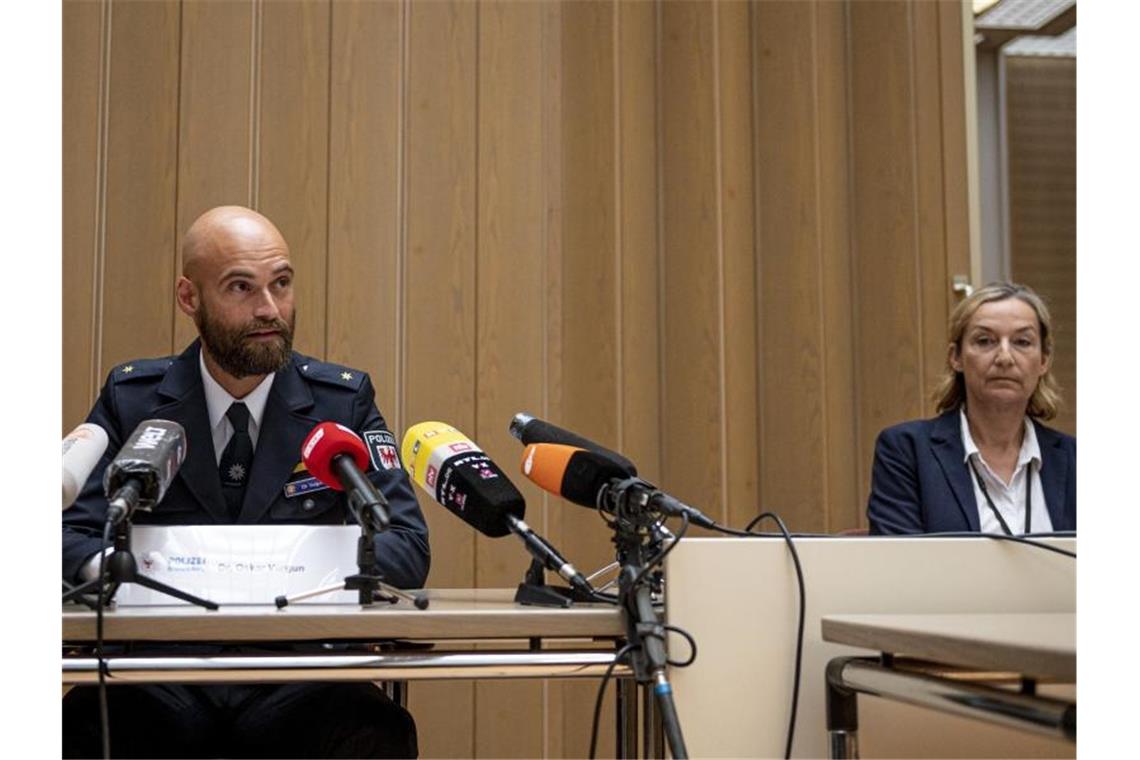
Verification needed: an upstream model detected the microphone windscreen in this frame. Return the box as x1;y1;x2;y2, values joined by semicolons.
62;423;109;509
302;422;371;491
401;422;524;538
509;413;637;476
103;419;187;509
520;443;629;509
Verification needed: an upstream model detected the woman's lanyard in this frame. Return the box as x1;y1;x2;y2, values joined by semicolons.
968;458;1032;535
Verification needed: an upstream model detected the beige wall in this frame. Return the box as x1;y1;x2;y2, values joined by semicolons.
62;1;974;756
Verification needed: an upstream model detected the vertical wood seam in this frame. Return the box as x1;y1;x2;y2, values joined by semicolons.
396;0;409;435
841;0;865;520
248;0;263;208
654;0;667;481
473;3;481;441
540;10;552;752
171;0;186;355
614;2;624;453
811;0;830;532
934;5;959;403
323;0;333;360
91;0;113;396
711;0;728;523
471;10;480;748
907;2;925;408
996;30;1013;281
749;0;764;519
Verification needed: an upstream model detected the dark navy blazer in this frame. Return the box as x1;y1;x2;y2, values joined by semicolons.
63;340;430;587
867;409;1076;535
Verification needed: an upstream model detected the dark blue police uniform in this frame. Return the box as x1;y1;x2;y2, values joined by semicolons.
62;339;430;758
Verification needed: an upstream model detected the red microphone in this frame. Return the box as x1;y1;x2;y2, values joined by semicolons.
301;422;390;529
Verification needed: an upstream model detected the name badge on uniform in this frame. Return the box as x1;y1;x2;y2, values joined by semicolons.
284;462;330;499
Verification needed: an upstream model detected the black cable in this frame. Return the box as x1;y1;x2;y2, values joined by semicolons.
96;518;113;759
915;530;1076;558
730;522;1077;559
589;642;637;760
739;512;805;760
663;624;698;668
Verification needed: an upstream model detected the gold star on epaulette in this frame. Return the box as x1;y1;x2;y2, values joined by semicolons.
121;365;134;374
341;372;353;381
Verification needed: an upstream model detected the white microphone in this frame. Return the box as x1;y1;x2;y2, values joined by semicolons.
62;423;109;509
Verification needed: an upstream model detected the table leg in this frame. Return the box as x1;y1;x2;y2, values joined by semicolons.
826;658;861;759
616;677;639;758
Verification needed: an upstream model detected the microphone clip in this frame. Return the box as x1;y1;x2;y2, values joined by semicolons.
513;559;603;609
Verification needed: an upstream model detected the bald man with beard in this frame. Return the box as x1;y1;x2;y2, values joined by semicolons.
63;206;430;758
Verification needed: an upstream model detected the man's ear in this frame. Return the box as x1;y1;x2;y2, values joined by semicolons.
175;277;199;317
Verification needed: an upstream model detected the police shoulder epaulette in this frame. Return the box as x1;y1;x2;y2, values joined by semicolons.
297;358;366;391
110;356;175;383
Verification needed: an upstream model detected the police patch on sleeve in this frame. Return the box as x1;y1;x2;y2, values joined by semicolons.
364;430;401;471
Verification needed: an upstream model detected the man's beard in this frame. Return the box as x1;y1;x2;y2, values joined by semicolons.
196;301;295;379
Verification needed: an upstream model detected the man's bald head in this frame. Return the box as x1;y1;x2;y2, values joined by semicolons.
181;206;290;283
175;205;296;393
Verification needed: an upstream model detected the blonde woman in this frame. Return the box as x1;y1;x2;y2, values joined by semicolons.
867;282;1075;535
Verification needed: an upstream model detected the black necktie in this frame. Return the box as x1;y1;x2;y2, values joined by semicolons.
219;402;253;520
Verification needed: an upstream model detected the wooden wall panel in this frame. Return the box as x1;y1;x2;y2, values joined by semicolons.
560;0;618;572
62;0;105;426
402;2;478;756
173;0;255;351
755;0;828;533
473;2;549;757
659;1;723;514
815;0;860;529
849;0;925;502
99;0;180;373
938;0;974;305
912;1;953;412
717;0;760;529
617;0;661;484
327;0;403;417
258;0;329;359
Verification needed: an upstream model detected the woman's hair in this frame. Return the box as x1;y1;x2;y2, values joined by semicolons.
933;281;1061;420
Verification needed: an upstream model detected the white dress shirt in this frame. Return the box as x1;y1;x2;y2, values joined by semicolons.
199;350;275;463
959;408;1053;535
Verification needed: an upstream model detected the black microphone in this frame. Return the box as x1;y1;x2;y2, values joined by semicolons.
401;422;593;594
103;420;187;525
508;413;637;476
521;442;717;530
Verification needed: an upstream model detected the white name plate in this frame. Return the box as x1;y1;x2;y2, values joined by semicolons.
114;525;361;606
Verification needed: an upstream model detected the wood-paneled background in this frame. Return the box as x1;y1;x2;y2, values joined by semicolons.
63;1;977;756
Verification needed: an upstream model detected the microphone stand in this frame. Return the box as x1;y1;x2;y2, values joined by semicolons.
62;514;219;610
274;495;427;610
513;558;601;608
608;482;689;759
